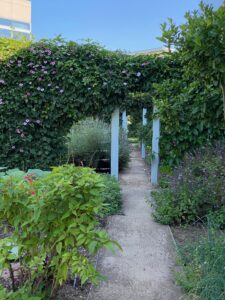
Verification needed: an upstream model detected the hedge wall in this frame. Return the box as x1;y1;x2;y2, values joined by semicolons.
0;38;172;169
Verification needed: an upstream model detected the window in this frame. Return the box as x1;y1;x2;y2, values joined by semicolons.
11;20;30;31
12;31;30;40
0;18;30;31
0;28;11;38
0;18;11;27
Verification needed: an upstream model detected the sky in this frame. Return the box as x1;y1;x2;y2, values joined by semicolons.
32;0;222;52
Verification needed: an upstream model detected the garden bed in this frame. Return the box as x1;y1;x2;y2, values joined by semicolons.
0;218;109;300
171;224;207;247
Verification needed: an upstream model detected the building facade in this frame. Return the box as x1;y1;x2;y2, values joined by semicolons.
0;0;31;39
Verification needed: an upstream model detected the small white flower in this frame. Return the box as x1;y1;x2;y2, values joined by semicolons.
123;82;128;86
136;72;141;77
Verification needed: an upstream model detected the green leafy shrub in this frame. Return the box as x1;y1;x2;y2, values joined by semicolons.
101;174;122;215
152;143;225;226
0;165;119;299
177;229;225;300
67;118;130;171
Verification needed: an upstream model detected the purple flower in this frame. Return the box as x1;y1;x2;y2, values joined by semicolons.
0;99;4;105
59;89;64;93
44;60;48;64
23;119;30;125
36;120;41;124
141;61;150;66
50;61;56;66
45;49;52;55
0;79;5;84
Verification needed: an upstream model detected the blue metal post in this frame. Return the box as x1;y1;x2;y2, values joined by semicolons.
111;108;120;179
141;108;147;159
151;106;160;185
122;111;127;131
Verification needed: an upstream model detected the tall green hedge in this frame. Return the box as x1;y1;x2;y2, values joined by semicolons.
0;38;173;169
0;33;223;170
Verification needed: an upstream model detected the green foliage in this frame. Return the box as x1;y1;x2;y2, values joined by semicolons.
0;37;31;61
177;229;225;300
101;174;122;215
178;2;225;119
0;284;42;300
0;38;171;170
153;76;224;165
67;118;130;171
0;165;119;299
67;118;110;167
152;143;225;226
157;18;178;52
158;3;225;118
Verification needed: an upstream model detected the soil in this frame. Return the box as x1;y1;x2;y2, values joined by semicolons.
56;281;92;300
171;224;207;247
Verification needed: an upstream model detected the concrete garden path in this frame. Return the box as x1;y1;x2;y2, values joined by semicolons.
91;149;184;300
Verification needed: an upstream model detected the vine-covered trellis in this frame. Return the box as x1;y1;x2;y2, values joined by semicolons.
0;38;172;175
0;12;224;182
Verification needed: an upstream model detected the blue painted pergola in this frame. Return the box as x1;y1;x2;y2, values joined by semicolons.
110;107;160;185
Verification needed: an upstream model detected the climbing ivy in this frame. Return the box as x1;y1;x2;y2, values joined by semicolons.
0;38;172;169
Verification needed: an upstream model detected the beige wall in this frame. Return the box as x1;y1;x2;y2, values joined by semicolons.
0;0;31;23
